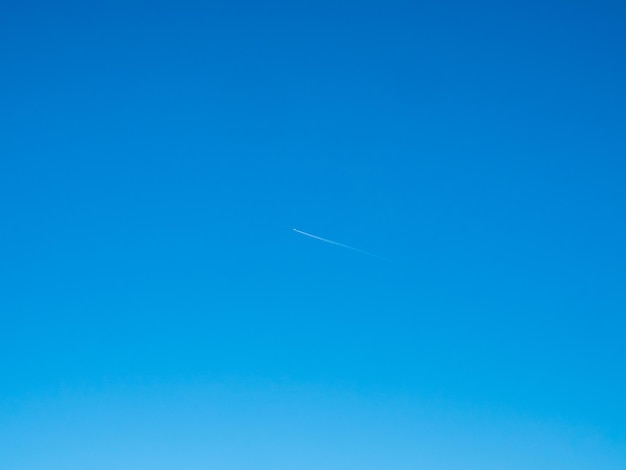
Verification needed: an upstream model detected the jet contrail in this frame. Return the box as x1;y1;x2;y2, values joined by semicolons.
293;228;388;261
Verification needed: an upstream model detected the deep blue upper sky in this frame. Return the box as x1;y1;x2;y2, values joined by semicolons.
1;1;625;468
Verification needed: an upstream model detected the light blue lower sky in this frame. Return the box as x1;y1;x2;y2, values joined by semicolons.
2;379;625;470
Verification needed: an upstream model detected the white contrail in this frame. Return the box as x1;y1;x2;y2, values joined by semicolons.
293;228;388;261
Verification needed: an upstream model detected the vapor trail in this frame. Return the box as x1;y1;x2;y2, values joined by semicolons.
293;228;388;261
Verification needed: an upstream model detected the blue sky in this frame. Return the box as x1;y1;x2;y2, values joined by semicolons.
1;0;625;468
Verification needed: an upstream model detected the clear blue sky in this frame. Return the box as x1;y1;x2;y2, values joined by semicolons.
1;1;625;468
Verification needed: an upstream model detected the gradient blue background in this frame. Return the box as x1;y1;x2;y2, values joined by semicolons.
1;1;625;468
